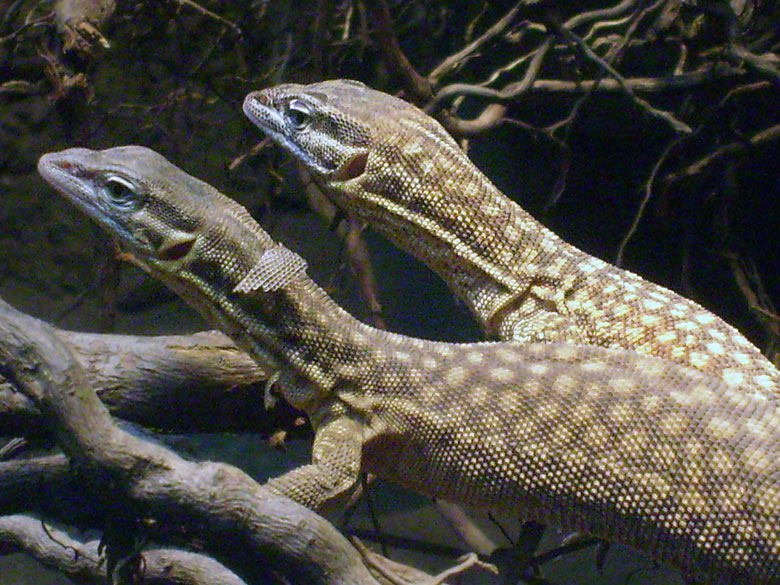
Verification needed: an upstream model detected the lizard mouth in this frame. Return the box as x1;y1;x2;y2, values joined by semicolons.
38;151;101;213
242;91;283;136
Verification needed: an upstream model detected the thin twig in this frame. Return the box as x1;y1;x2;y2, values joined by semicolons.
616;136;682;266
545;13;692;135
171;0;241;34
661;121;780;186
429;2;522;84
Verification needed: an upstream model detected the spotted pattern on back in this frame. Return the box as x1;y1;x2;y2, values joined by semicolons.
248;80;780;401
43;145;780;585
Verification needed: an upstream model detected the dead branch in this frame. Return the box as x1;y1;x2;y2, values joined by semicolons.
543;11;691;135
364;0;431;100
0;306;288;435
0;513;248;585
428;2;522;84
661;121;780;186
0;295;382;585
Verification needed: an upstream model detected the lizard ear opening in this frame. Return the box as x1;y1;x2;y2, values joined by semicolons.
158;235;197;261
333;152;368;181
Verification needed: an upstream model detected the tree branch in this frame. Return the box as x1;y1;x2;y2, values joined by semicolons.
0;296;381;585
0;513;248;585
0;298;309;436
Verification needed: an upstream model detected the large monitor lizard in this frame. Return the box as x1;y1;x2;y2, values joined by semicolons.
39;146;780;584
242;80;779;398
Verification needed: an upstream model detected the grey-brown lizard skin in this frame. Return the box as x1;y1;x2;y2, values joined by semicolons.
242;80;779;397
39;146;780;584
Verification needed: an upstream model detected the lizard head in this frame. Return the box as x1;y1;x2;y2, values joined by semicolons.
243;79;377;182
38;146;275;275
243;79;466;186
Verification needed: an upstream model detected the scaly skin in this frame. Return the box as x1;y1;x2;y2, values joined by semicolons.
39;146;780;584
243;79;779;399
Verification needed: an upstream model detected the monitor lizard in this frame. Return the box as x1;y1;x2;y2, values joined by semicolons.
242;80;779;398
39;146;780;584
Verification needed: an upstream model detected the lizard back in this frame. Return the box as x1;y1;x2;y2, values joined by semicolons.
244;80;779;399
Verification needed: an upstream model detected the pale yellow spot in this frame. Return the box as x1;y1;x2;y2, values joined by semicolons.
649;291;671;302
620;429;647;452
746;418;773;442
483;433;507;451
753;375;775;389
625;326;644;341
643;299;664;311
707;328;727;341
584;423;607;449
552;374;578;396
707;416;737;440
394;350;411;362
528;363;549;376
335;363;359;378
636;472;671;499
575;402;594;422
675;321;698;332
732;352;751;365
722;369;745;386
710;449;734;475
496;347;518;363
692;384;716;403
744;447;772;476
689;352;710;368
639;314;661;327
581;361;607;373
552;345;580;360
577;260;598;275
655;331;677;344
466;352;483;365
695;312;716;324
684;438;703;459
705;342;725;356
608;377;635;395
421;356;438;370
433;345;454;358
444;365;468;387
489;366;515;384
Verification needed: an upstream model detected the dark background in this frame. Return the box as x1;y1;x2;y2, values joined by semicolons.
1;1;778;583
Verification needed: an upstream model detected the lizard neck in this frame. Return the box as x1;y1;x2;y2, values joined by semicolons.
155;240;390;412
328;142;572;338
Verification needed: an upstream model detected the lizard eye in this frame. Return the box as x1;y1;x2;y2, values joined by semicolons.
286;100;311;130
104;176;142;209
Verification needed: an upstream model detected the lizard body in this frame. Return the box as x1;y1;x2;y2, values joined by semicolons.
243;80;779;396
39;146;780;584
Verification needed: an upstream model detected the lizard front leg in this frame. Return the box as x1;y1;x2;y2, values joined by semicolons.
265;415;364;515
